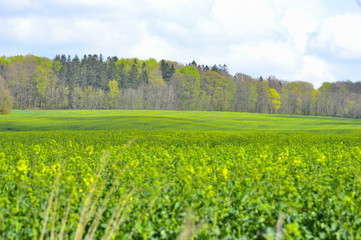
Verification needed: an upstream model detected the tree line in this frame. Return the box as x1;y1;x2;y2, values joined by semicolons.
0;54;361;118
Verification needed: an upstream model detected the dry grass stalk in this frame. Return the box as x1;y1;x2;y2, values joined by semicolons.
102;192;134;240
73;152;112;240
58;200;72;240
275;213;285;240
177;209;206;240
40;171;61;240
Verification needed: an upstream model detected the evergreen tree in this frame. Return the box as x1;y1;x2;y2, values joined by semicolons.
106;57;118;83
211;64;219;72
140;62;149;84
117;62;127;88
71;55;81;87
160;60;175;82
129;64;140;88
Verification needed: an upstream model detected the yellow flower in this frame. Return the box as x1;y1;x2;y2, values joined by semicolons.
222;168;229;178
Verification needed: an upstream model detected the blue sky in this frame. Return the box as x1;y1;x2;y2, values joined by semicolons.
1;0;361;88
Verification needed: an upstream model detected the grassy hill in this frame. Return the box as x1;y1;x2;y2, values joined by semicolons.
1;110;361;133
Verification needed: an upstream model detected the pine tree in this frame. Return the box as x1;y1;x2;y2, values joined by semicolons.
160;60;175;82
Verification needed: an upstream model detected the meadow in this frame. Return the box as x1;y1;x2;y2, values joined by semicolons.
1;110;361;133
1;110;361;239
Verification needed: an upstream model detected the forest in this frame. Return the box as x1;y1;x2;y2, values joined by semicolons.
1;54;361;118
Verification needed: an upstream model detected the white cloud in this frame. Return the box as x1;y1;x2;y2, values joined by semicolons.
1;0;360;86
130;34;174;60
211;0;278;40
229;41;297;72
3;17;38;43
145;0;213;19
300;55;336;87
155;21;192;44
2;17;93;45
0;14;151;60
309;13;361;60
279;0;326;52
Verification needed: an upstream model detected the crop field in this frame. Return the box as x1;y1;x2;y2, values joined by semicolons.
1;110;361;133
1;110;361;239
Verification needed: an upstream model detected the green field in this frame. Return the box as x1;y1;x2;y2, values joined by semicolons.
1;110;361;239
1;110;361;133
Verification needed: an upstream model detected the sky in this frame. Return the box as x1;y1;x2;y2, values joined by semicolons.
1;0;361;88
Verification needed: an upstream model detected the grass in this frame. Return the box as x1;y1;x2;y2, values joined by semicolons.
1;109;361;133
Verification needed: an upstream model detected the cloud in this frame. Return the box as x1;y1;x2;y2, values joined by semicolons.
279;0;327;52
308;13;361;60
211;0;278;40
130;34;176;61
301;55;336;87
0;15;153;61
1;17;97;45
0;0;40;11
0;0;360;87
229;41;297;73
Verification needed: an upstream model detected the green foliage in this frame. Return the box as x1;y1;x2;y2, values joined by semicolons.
52;60;62;76
177;66;201;110
138;58;162;86
0;76;12;115
1;126;361;239
200;71;235;111
269;88;281;113
280;81;314;115
2;54;361;118
129;64;140;88
107;80;120;109
160;59;175;81
33;65;51;98
320;82;332;91
0;56;13;65
115;58;139;73
1;110;361;133
179;65;200;80
241;80;258;112
0;91;12;115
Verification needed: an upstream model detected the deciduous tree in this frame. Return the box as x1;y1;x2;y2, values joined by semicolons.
0;76;12;114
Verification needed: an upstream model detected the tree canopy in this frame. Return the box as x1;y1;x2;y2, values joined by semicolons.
1;54;361;118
